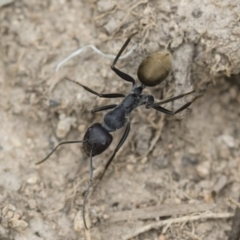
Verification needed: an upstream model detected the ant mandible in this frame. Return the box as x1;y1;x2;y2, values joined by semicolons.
36;33;198;229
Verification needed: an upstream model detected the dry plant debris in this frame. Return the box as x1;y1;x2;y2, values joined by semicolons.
228;196;240;240
122;211;233;240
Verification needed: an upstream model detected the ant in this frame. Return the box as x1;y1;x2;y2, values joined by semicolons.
36;33;199;229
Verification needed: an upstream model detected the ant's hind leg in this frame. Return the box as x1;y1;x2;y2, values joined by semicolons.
152;90;195;106
151;95;200;115
99;121;131;181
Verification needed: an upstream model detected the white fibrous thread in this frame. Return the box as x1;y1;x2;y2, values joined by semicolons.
56;44;137;72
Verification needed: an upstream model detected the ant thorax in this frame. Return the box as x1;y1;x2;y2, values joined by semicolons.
103;93;142;132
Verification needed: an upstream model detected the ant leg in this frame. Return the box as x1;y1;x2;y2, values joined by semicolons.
36;140;84;165
99;121;131;181
152;90;195;106
151;95;200;115
83;146;94;230
111;33;137;87
82;120;131;228
65;77;125;98
91;104;118;113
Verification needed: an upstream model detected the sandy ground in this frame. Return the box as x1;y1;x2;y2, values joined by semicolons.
0;1;240;240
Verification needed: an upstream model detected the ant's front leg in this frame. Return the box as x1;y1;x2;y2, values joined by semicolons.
111;33;138;87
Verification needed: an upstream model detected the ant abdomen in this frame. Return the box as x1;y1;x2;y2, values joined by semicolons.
83;123;113;156
137;52;172;87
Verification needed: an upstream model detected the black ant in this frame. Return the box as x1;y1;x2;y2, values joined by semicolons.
36;33;199;229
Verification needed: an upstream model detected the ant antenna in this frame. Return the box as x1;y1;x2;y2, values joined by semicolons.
83;145;95;230
36;140;85;165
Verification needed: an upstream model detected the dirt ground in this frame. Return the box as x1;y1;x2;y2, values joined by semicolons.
1;0;240;240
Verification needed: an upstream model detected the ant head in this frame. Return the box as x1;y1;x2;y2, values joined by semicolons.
83;123;113;157
137;52;172;87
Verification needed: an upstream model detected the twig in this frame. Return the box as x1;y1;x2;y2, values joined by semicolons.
107;203;216;223
122;212;233;240
228;196;240;240
85;228;91;240
139;95;169;162
136;89;175;162
185;231;202;240
228;197;240;208
44;205;65;215
94;6;118;21
111;0;148;36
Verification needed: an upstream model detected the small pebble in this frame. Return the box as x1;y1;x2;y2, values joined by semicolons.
199;180;213;190
104;17;120;34
159;234;166;240
78;124;86;133
100;68;107;78
56;116;76;139
56;120;71;139
218;144;231;159
168;144;173;149
171;35;183;49
6;210;14;219
173;151;180;158
10;219;28;230
12;103;23;115
127;154;137;163
74;211;84;232
203;191;214;203
27;175;38;184
141;156;148;164
28;199;37;209
229;86;238;99
213;175;228;194
2;204;16;216
97;0;115;12
13;212;21;220
49;99;59;107
126;164;134;173
219;134;235;148
10;136;22;147
29;93;39;105
187;147;200;155
196;161;210;178
103;214;109;220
